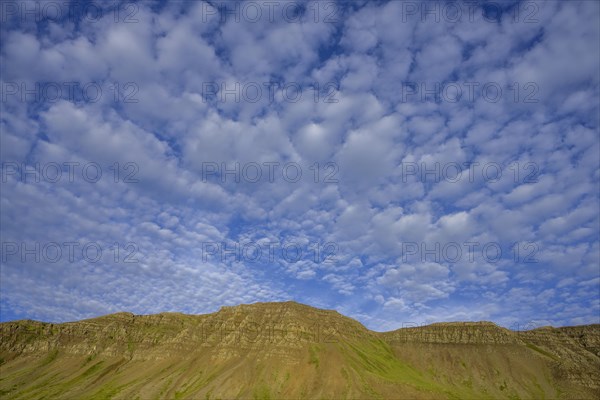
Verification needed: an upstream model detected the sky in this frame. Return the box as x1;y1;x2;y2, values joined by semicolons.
0;0;599;332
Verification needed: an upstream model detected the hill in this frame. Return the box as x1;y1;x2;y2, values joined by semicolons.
1;301;599;399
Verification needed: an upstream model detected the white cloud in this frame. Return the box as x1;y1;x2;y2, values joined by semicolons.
0;0;598;331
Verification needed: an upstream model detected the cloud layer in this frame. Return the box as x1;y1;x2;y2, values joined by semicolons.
1;0;599;331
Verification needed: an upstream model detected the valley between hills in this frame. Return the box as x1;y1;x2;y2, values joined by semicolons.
1;301;598;399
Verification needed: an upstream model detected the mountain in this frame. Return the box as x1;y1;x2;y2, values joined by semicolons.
1;301;598;399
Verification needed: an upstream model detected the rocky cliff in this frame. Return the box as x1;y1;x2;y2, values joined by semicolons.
1;302;598;399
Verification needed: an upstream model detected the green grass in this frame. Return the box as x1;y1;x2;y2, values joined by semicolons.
82;354;97;366
81;361;104;377
127;339;137;357
308;344;320;368
88;381;130;400
253;383;272;400
39;348;59;366
525;343;559;361
1;309;595;400
340;339;499;400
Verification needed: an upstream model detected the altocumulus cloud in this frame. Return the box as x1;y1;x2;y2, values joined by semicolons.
0;0;598;331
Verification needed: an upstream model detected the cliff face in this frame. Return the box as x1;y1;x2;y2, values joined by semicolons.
1;302;599;399
381;321;600;399
0;302;371;359
382;321;520;344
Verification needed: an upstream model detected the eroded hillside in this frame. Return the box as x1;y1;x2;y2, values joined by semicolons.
1;302;598;399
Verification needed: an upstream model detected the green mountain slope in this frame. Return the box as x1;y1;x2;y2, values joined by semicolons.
1;302;598;399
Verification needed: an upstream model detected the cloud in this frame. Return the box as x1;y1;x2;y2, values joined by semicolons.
1;0;598;331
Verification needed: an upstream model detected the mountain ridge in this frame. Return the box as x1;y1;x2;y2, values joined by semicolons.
7;300;597;332
1;301;599;399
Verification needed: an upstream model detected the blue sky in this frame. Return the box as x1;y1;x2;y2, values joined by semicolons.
0;0;599;331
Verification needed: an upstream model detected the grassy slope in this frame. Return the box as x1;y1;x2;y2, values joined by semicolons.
1;306;598;399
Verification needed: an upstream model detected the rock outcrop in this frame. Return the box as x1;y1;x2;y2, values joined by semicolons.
1;302;598;399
